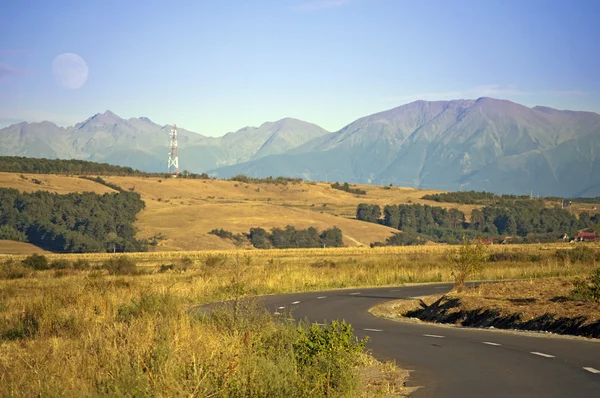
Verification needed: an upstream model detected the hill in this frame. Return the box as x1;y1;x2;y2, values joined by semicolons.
0;172;467;252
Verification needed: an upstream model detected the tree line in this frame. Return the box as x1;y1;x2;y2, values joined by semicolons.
249;225;343;249
357;200;600;246
330;182;366;195
422;190;600;206
230;174;303;185
0;188;147;252
0;156;211;179
210;225;344;249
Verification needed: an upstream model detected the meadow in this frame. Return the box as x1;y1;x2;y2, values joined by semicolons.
2;236;599;396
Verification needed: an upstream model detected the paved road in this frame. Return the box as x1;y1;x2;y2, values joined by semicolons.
258;283;600;397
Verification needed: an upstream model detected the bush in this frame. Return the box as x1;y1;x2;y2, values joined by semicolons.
72;259;91;270
102;256;138;275
208;228;234;239
310;260;336;268
451;239;488;292
117;292;178;323
205;255;226;267
488;251;543;263
21;254;49;270
0;259;30;279
49;259;71;269
555;247;599;263
571;268;600;303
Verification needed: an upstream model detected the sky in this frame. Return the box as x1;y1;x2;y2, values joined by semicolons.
1;0;599;136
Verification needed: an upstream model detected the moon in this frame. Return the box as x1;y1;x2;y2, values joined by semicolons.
52;53;89;89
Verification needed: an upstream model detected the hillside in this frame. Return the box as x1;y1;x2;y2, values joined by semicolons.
0;172;469;252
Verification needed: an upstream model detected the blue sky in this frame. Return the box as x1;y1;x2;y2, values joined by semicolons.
1;0;599;136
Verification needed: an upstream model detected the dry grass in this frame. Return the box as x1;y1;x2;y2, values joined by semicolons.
457;279;600;323
371;277;600;336
0;240;49;255
0;172;480;252
1;245;598;395
0;172;116;194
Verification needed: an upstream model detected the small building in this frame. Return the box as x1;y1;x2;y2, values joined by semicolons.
576;231;600;242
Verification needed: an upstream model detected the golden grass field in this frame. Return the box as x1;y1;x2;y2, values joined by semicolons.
0;172;483;252
1;172;598;254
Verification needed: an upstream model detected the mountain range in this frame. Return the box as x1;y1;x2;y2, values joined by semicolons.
1;98;599;197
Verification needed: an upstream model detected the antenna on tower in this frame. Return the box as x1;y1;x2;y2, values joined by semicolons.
168;124;179;176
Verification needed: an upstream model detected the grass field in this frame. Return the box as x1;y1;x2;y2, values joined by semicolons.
0;172;482;252
3;172;598;253
2;238;598;396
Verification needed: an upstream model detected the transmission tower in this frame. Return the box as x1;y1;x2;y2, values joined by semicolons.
168;124;179;176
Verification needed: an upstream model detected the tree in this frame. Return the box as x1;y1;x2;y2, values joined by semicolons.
450;239;488;293
470;209;484;230
320;227;343;248
249;227;270;249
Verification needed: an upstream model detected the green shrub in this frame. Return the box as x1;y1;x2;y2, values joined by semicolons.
72;259;91;270
21;254;49;270
489;251;543;263
571;268;600;303
0;259;30;279
555;246;598;263
103;256;138;275
49;259;71;269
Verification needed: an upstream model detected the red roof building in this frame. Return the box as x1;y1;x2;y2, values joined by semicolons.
576;232;600;242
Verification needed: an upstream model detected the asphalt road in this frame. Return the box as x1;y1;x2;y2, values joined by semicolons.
258;283;600;398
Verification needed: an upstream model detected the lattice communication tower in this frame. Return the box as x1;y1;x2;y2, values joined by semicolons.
168;124;179;176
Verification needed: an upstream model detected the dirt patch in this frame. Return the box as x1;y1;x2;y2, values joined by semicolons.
372;279;600;338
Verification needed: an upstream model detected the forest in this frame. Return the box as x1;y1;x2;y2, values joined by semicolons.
0;188;147;252
357;200;600;246
0;156;210;179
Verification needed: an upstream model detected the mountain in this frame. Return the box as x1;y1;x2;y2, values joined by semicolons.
208;98;600;197
2;99;600;196
0;112;329;173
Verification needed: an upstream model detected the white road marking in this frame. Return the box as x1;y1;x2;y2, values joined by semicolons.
482;342;502;346
423;334;445;338
273;311;280;315
583;367;600;374
291;301;300;304
350;292;361;295
317;296;327;299
313;322;325;326
278;306;285;309
531;352;555;358
364;328;383;332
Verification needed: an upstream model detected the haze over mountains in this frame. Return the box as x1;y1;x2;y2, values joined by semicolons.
2;98;600;197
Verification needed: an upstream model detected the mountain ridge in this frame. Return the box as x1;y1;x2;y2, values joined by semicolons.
1;98;599;197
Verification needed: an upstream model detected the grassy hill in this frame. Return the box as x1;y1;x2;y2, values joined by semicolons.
0;172;478;252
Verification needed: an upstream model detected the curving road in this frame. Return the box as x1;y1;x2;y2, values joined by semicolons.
258;283;600;397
